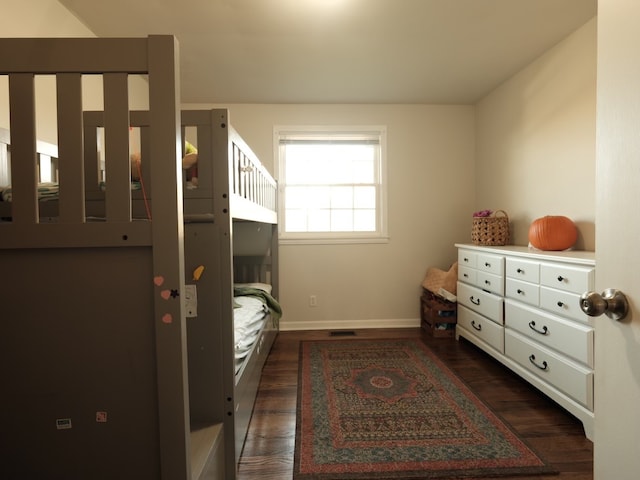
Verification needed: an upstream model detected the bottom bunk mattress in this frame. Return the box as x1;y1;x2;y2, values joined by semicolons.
233;283;281;375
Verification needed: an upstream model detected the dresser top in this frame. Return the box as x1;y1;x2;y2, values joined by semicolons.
455;243;595;266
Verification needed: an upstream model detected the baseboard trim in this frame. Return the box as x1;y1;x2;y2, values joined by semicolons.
280;318;420;331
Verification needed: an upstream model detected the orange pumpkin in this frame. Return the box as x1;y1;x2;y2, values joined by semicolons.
528;216;578;251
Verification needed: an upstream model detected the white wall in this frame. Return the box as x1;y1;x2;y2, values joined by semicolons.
186;103;476;330
475;18;597;250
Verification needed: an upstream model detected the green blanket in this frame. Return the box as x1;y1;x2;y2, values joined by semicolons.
234;286;282;323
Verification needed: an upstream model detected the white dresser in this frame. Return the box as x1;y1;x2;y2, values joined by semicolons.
455;243;595;440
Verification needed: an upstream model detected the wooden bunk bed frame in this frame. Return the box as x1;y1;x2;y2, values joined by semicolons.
0;36;279;480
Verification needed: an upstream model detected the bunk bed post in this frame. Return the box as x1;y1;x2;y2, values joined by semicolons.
270;224;280;299
209;108;238;475
147;35;191;480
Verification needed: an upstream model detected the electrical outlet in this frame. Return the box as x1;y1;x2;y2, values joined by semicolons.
309;295;318;307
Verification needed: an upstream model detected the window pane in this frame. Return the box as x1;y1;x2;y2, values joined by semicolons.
354;186;376;208
285;209;308;232
286;144;376;185
352;157;375;183
354;209;376;231
330;186;353;208
308;209;330;231
306;186;331;208
331;209;353;231
285;153;310;184
286;187;309;208
286;186;330;209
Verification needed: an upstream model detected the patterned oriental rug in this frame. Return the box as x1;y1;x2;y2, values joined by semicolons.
294;338;557;479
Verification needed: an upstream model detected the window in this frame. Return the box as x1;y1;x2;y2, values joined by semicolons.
275;126;387;244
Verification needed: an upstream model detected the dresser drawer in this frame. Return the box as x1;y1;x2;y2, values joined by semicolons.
505;278;539;307
458;265;477;285
505;329;593;410
505;257;540;283
458;249;477;269
457;305;504;353
476;252;504;276
539;287;590;324
540;263;594;294
476;271;504;296
457;282;504;325
505;299;594;367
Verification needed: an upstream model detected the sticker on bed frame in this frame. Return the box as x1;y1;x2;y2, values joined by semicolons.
96;411;108;423
193;265;205;281
56;418;72;430
154;275;179;324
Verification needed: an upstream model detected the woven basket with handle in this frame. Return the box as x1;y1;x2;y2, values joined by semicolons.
471;210;509;246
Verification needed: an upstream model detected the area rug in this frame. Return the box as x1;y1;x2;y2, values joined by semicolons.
294;338;557;479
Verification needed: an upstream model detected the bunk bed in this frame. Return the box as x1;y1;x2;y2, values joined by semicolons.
0;36;279;480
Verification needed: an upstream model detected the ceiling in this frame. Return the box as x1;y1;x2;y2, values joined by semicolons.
58;0;597;105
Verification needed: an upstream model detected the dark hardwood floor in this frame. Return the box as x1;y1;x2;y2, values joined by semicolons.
237;328;593;479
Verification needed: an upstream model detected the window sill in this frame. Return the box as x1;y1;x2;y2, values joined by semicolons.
279;235;390;245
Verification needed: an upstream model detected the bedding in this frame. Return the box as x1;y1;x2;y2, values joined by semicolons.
1;182;59;202
233;285;282;374
0;182;145;203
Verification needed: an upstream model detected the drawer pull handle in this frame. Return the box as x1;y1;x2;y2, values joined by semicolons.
485;262;491;267
517;289;524;295
528;321;548;335
557;301;564;308
529;354;548;371
557;275;565;282
463;273;469;278
484;280;491;285
471;320;482;331
517;268;524;273
470;296;480;306
464;257;470;263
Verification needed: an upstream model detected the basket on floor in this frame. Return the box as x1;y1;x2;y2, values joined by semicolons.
471;210;509;246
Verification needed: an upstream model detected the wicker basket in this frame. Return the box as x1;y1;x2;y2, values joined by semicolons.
471;210;509;246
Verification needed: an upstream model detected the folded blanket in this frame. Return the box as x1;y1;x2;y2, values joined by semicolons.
234;286;282;323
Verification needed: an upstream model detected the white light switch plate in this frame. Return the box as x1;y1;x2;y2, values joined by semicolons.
185;284;197;317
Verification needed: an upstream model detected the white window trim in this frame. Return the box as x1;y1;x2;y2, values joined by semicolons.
274;125;389;245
